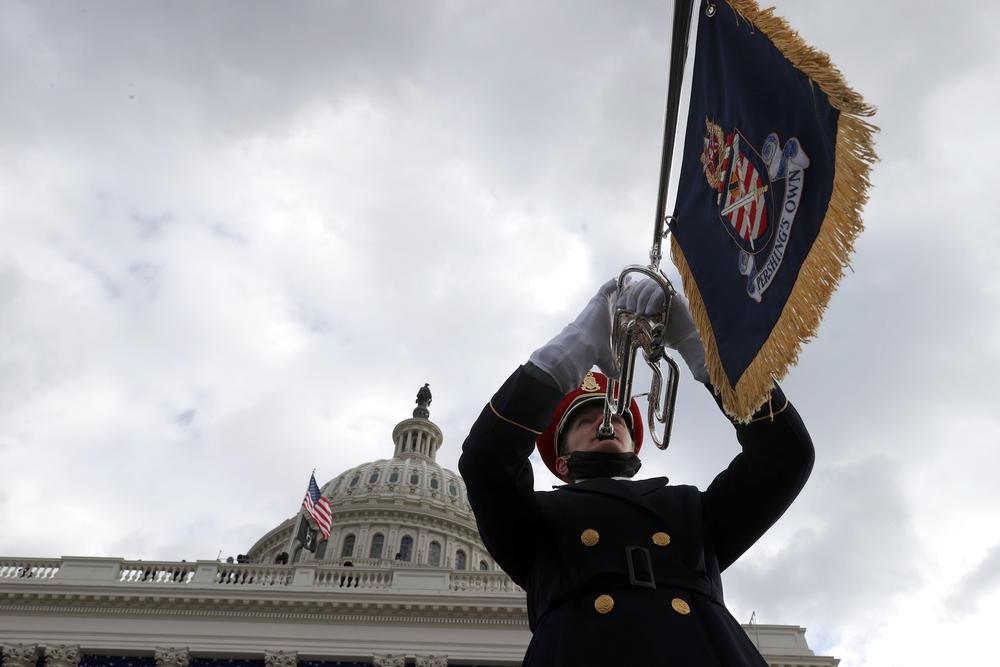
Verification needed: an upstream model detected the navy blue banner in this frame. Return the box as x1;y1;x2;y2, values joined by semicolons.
669;0;877;418
675;0;837;384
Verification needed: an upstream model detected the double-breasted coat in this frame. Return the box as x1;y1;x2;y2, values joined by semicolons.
459;364;814;666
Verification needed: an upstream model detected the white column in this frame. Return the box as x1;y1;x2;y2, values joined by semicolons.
387;525;398;558
358;526;370;561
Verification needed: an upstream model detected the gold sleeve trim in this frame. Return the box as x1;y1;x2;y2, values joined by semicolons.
748;395;790;423
488;401;543;435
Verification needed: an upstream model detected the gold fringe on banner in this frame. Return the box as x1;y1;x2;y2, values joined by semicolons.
671;0;879;422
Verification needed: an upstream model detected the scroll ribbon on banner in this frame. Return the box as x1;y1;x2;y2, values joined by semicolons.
671;0;878;421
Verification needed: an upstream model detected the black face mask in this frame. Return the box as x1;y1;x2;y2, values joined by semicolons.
565;451;642;481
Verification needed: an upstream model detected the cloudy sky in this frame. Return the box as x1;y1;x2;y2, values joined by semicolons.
1;0;997;664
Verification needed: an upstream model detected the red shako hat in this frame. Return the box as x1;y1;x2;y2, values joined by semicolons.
536;371;644;482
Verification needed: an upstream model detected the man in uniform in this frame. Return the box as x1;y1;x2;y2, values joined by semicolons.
459;278;814;666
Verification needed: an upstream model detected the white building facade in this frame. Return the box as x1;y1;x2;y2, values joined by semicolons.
0;392;837;667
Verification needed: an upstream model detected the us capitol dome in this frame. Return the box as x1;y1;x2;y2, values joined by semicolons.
247;384;498;575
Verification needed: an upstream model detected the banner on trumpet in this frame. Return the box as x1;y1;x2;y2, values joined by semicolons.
671;0;877;421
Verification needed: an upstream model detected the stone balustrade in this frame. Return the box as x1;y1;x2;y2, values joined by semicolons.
448;571;523;593
214;564;293;587
313;566;394;590
0;556;520;596
119;562;197;584
0;560;62;580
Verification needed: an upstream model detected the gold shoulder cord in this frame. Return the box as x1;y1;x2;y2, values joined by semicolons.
488;402;543;435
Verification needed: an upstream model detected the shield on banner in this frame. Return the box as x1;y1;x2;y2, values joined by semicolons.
717;129;774;253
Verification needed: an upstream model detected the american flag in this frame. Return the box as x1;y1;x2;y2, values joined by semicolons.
301;472;332;540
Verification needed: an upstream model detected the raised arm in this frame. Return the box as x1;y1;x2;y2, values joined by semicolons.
701;385;815;571
459;279;620;585
459;364;564;585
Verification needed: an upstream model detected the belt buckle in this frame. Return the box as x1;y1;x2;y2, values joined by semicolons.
625;546;656;590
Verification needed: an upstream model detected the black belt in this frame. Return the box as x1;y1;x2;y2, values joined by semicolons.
626;546;656;589
625;546;716;599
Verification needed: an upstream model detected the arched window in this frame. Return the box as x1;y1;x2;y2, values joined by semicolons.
315;538;328;560
448;482;458;496
409;472;420;486
430;476;440;490
349;474;360;488
368;470;380;484
399;535;414;562
455;549;467;570
479;560;489;571
340;534;356;559
332;477;342;493
428;541;442;567
369;533;385;559
389;470;400;483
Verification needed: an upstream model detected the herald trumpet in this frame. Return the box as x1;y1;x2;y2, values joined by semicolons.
598;215;680;450
599;0;692;450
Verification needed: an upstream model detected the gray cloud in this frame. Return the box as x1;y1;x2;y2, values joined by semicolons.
723;458;925;630
946;542;1000;616
175;409;196;427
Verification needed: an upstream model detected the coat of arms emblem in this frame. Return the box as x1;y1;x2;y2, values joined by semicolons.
700;118;811;302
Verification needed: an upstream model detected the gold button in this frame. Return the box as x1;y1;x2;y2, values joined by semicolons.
652;531;671;547
671;598;691;615
580;528;600;547
594;594;615;614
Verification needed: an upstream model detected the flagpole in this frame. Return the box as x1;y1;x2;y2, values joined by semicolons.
654;0;696;250
286;511;305;562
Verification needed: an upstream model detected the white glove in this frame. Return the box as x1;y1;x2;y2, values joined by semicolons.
616;278;709;383
528;278;618;393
